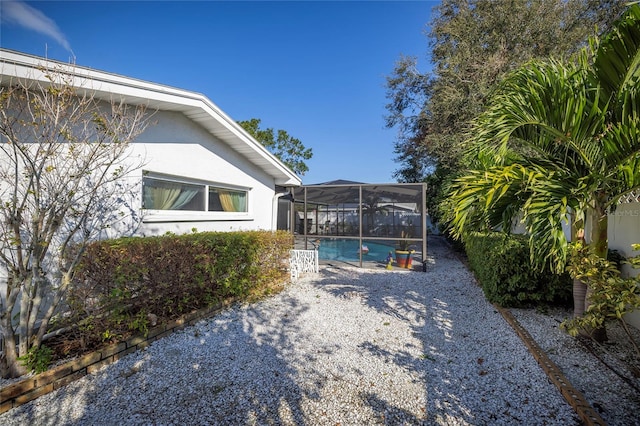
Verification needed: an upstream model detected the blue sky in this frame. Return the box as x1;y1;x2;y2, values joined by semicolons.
0;1;435;184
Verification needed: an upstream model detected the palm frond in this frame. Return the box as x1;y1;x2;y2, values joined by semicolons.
450;6;640;271
594;4;640;105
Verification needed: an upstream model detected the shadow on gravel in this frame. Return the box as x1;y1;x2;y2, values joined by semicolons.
310;235;577;425
2;295;314;425
308;235;479;424
363;392;426;424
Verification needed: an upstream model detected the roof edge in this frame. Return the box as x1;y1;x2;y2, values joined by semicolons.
0;48;302;187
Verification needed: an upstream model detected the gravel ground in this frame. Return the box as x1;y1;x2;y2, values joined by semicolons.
510;306;640;426
1;236;636;425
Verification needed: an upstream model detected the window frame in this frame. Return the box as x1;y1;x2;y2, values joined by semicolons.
141;172;251;222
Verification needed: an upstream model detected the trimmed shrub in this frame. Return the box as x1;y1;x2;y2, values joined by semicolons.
63;230;292;352
463;232;571;307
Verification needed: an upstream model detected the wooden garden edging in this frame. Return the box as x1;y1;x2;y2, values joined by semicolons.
497;306;607;426
0;298;237;414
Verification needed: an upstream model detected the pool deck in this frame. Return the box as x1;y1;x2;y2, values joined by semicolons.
293;236;426;272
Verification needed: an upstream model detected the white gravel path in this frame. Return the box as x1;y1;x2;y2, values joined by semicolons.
0;237;581;425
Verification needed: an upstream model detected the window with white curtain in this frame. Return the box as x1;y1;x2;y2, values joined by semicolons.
142;174;248;212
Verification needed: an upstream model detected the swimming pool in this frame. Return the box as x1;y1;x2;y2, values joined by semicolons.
316;239;395;262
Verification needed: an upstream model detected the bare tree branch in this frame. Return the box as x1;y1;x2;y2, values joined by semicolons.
0;63;151;377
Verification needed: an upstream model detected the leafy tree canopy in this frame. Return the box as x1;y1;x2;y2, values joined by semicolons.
445;3;640;322
385;0;628;221
238;118;312;176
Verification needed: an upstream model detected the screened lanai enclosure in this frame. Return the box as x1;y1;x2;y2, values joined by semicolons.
291;181;428;270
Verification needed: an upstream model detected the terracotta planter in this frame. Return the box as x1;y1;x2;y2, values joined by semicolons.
395;250;414;269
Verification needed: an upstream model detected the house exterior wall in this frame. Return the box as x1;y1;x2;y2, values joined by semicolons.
130;110;282;235
0;108;287;321
606;202;640;329
607;202;640;265
0;48;301;239
0;48;301;355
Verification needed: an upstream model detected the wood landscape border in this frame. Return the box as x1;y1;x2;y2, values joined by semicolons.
0;298;238;414
497;306;607;425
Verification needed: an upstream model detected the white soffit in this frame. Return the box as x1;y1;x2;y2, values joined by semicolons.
0;49;301;187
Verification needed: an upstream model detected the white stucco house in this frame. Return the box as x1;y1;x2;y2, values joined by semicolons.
0;48;301;236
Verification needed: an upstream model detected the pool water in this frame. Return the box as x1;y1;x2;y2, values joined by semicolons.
317;239;395;262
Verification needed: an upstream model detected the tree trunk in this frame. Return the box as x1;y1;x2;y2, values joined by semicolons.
1;322;27;379
2;274;29;378
571;212;587;317
586;285;608;343
573;278;587;317
588;195;609;342
591;194;609;260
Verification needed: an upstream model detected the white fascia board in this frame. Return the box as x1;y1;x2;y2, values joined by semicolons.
0;49;302;187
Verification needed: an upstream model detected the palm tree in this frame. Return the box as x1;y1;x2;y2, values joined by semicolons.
447;5;640;320
361;195;386;236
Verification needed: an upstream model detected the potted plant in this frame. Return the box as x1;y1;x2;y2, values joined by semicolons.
395;230;415;269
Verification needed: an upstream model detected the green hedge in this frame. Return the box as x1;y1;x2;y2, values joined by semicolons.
463;232;572;307
64;230;292;351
